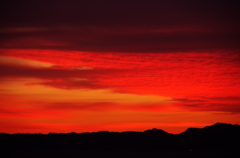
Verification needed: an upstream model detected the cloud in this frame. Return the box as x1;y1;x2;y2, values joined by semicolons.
205;96;240;101
1;0;238;26
42;102;118;112
0;0;239;52
0;56;53;67
0;107;22;115
185;103;240;113
0;63;90;79
0;56;99;90
173;97;240;113
0;27;50;33
1;25;239;52
26;78;104;90
2;50;240;99
0;56;131;91
40;101;178;113
169;98;207;103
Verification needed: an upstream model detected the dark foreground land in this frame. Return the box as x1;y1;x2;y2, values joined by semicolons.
1;151;239;158
1;123;240;157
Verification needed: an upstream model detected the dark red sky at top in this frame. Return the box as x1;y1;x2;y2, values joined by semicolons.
0;0;240;134
1;0;239;52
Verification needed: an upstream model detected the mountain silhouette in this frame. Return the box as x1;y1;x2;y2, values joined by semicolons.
0;123;239;152
177;123;240;151
144;128;173;135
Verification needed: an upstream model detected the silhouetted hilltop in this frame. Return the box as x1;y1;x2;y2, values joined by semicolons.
177;123;240;151
144;128;173;136
179;122;240;135
0;123;239;152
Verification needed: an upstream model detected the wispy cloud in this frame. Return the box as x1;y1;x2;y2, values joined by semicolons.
172;97;240;113
1;0;239;52
0;0;240;133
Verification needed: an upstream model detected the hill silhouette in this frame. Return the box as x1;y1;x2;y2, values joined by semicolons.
0;123;239;152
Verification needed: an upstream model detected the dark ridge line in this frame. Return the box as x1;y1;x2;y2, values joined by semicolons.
0;122;239;135
1;122;240;152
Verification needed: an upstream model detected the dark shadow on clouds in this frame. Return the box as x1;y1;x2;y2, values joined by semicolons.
0;0;239;52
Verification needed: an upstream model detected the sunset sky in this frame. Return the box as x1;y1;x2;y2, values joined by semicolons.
0;0;240;134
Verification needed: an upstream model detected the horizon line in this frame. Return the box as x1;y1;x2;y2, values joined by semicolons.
1;122;238;135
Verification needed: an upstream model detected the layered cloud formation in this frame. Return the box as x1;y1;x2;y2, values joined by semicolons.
1;0;239;52
0;0;240;133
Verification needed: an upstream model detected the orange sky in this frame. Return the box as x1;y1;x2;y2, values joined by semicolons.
1;50;240;134
1;0;240;134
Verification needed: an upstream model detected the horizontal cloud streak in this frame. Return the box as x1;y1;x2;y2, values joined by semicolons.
0;56;122;90
1;0;239;52
173;97;240;113
0;0;240;133
1;25;239;52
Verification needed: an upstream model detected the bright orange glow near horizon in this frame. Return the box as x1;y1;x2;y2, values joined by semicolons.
1;0;240;134
1;50;240;134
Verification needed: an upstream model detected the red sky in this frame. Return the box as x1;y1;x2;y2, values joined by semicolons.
0;0;240;134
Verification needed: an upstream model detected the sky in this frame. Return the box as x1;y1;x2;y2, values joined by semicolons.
0;0;240;134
